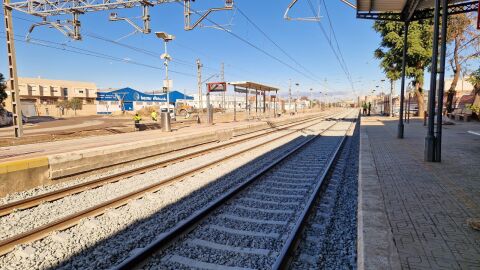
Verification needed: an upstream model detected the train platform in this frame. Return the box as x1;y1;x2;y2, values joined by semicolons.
0;111;336;196
358;116;480;269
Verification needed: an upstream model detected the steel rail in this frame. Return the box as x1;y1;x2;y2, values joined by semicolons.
0;112;336;217
273;115;358;270
0;112;346;255
112;115;352;270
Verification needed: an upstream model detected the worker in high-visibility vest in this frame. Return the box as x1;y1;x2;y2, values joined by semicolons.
133;113;142;131
151;111;158;122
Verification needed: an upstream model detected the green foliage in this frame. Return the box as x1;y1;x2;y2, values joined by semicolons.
466;104;480;114
69;98;83;111
468;67;480;90
55;100;70;110
373;20;433;86
0;73;7;107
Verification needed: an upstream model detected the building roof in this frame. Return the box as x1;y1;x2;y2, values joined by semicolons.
356;0;478;21
228;81;279;92
17;77;97;89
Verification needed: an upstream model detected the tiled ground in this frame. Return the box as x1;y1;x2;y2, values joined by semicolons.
362;117;480;270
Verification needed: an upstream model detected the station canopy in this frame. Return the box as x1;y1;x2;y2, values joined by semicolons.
356;0;478;21
229;81;279;92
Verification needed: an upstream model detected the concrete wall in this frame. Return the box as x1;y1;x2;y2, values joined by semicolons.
34;104;98;118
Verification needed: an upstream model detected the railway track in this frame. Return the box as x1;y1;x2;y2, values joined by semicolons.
0;111;348;256
0;112;339;217
112;112;358;270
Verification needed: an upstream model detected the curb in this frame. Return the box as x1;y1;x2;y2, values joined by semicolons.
357;118;401;270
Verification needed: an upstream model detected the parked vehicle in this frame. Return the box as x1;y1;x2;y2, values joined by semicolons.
0;109;28;127
175;101;195;118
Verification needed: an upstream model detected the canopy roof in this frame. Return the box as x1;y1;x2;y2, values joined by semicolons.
229;81;279;92
356;0;478;21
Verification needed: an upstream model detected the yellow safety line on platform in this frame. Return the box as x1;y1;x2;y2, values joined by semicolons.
0;157;49;174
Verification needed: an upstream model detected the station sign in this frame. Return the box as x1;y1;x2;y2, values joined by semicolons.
234;88;247;94
207;82;227;92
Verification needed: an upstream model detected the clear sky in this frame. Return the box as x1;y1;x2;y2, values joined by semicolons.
0;0;407;100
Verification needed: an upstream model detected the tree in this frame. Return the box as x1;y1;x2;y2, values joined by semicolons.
467;67;480;96
69;98;83;116
445;14;479;113
373;20;433;118
55;100;70;116
0;73;7;108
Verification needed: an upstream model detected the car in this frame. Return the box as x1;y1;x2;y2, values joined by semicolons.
0;110;28;126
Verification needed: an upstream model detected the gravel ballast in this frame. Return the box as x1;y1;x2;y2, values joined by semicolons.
141;117;356;269
0;114;351;269
289;118;359;269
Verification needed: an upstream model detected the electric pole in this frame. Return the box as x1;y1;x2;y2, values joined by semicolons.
3;0;23;137
221;62;225;112
197;59;203;111
288;79;292;113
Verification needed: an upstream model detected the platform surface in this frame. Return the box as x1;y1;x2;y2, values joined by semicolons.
360;116;480;270
0;111;328;162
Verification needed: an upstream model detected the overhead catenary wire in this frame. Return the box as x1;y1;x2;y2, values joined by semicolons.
176;1;323;85
236;6;324;85
306;0;356;93
0;32;197;77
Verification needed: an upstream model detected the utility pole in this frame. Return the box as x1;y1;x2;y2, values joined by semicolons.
390;79;394;117
3;0;23;137
288;79;292;113
197;59;203;112
221;62;225;112
309;88;313;109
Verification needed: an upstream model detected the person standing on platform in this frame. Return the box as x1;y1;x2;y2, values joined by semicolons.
133;113;142;131
362;103;368;115
368;102;372;116
151;110;158;122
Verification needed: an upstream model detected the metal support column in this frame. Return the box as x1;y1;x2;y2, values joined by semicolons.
196;59;203;112
255;90;258;118
407;93;411;123
263;91;266;114
233;86;237;122
274;90;277;118
3;0;23;138
246;87;249;118
398;21;409;139
425;0;441;162
435;0;448;162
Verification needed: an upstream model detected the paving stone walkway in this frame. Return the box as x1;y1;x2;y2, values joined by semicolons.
361;116;480;270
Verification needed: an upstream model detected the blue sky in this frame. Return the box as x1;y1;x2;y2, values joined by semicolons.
0;0;398;100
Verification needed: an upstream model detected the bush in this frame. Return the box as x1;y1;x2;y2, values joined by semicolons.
137;106;157;116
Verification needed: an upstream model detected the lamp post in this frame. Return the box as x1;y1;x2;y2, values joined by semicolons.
309;88;313;109
155;31;175;132
155;31;175;112
295;83;300;113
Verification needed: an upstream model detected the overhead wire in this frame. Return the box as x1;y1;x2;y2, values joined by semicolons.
306;0;356;93
0;31;197;77
176;1;323;85
235;6;323;85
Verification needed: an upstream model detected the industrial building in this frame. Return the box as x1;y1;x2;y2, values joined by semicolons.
96;87;193;114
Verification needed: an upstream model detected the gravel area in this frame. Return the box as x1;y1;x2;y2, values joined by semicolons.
0;113;351;269
0;118;335;241
0;116;323;206
289;119;359;269
142;118;355;269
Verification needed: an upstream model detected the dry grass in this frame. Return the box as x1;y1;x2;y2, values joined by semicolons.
137;106;158;116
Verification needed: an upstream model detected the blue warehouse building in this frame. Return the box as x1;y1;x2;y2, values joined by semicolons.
96;87;193;114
